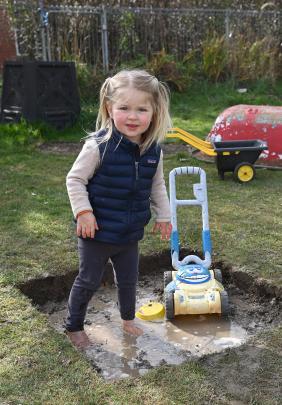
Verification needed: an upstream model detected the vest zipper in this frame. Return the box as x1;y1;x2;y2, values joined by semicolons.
135;161;139;180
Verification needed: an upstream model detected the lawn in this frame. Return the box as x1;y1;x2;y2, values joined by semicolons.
0;80;281;404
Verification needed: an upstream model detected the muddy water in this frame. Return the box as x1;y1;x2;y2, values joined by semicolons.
48;281;248;380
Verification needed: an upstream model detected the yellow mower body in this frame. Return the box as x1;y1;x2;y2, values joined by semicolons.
171;270;224;316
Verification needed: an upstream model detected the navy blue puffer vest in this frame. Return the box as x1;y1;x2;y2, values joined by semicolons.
86;129;161;244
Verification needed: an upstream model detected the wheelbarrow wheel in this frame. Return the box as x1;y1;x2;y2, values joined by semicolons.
164;271;173;289
165;292;175;320
220;290;230;317
213;268;222;283
234;162;256;183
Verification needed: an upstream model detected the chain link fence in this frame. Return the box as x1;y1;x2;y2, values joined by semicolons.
2;2;282;73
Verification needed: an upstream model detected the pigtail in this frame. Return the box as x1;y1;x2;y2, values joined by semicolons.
96;77;112;132
141;77;172;152
155;80;172;139
89;77;113;146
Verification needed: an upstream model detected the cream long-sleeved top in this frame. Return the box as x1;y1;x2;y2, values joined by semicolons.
66;138;171;222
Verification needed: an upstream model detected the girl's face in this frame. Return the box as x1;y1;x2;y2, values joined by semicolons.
107;87;154;144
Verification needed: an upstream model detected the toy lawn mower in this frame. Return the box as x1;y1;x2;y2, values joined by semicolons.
164;166;230;320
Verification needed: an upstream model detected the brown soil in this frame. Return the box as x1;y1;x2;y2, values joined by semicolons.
38;141;190;155
39;142;282;172
38;142;84;155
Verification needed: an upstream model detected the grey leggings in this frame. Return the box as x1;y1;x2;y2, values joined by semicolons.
65;238;139;332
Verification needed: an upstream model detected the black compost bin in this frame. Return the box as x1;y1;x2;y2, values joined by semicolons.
0;60;80;129
212;139;268;182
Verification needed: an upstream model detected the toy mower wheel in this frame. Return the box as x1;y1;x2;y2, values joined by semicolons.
213;268;222;283
233;162;256;183
165;292;175;320
220;290;230;316
164;271;173;288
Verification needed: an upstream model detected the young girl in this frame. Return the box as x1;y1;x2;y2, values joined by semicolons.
65;69;172;349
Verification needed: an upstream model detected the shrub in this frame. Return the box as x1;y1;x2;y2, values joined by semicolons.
76;63;107;102
182;48;204;81
202;35;228;81
228;35;281;83
0;119;42;147
146;49;190;92
201;33;282;83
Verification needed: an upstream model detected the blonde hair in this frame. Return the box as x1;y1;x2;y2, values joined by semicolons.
95;69;172;152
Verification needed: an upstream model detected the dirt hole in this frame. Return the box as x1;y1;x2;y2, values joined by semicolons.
18;251;282;380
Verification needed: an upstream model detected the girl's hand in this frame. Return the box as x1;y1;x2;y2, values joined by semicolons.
77;212;99;239
152;222;172;240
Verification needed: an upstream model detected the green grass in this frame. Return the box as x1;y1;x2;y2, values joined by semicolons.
0;79;282;404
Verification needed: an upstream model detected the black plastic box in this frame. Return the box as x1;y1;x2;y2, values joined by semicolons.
0;60;80;129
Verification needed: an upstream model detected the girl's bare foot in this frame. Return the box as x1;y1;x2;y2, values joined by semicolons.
122;320;143;336
65;330;92;349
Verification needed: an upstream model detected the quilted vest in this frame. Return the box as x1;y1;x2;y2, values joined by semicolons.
86;129;161;244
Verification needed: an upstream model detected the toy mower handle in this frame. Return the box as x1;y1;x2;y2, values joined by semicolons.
169;166;212;270
171;250;212;269
169;167;207;206
170;166;203;177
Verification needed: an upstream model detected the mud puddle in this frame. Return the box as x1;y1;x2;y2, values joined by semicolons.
45;274;248;380
29;252;281;382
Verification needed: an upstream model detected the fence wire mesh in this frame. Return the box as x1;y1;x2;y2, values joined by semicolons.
2;2;282;71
